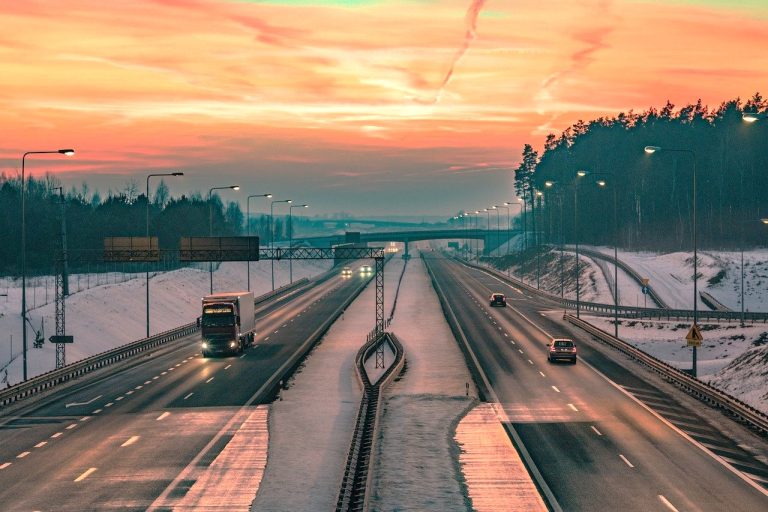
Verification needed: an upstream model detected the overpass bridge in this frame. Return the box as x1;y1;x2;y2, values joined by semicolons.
293;228;521;257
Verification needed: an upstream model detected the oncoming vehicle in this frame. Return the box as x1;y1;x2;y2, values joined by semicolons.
360;264;373;274
489;293;506;307
341;266;352;277
547;338;577;364
200;292;256;357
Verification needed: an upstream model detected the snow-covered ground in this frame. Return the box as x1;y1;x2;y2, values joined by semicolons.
0;259;331;386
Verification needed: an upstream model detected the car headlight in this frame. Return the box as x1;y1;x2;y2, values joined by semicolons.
201;342;208;349
230;341;237;348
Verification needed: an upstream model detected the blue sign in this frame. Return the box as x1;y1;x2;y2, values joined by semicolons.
641;286;648;295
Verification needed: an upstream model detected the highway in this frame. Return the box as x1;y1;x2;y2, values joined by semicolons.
425;253;768;511
0;266;371;511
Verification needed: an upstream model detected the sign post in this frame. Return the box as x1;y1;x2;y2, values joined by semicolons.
685;323;703;377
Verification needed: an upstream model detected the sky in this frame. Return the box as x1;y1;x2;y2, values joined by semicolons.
1;0;767;216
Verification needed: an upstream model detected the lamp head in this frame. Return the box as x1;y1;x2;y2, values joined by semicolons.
576;170;588;177
266;193;273;198
59;149;75;156
761;218;768;225
644;145;661;154
597;179;607;187
743;112;761;123
172;172;184;176
544;180;555;188
231;185;240;191
536;191;543;197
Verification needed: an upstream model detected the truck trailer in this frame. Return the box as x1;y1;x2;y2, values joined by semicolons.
200;291;256;356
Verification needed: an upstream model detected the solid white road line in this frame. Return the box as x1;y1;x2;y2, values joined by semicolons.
206;377;214;383
184;393;194;400
34;442;47;448
74;467;97;482
121;436;140;447
567;403;578;412
51;432;63;438
551;386;560;393
0;463;10;470
619;454;635;468
658;495;680;512
156;412;170;421
17;452;30;459
591;426;603;436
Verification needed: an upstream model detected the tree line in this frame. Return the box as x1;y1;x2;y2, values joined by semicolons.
512;93;768;251
0;175;298;274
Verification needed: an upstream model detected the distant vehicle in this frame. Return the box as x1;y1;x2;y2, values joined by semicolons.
360;264;373;273
341;266;353;277
200;292;256;357
547;338;577;364
489;293;506;307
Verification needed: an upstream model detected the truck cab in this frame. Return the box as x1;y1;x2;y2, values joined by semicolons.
200;292;256;357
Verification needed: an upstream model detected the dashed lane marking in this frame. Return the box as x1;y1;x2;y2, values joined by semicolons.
567;403;578;412
121;436;140;447
115;396;124;401
264;336;270;341
591;426;603;436
551;386;560;393
74;468;97;482
152;376;159;380
135;385;143;390
658;495;679;512
144;381;151;385
206;377;214;383
619;455;635;468
92;409;102;414
126;391;134;395
34;442;47;448
160;372;167;376
156;412;170;421
183;393;194;400
0;463;10;470
225;364;232;370
66;424;77;430
104;402;113;408
518;349;524;354
79;416;90;422
239;354;246;359
17;452;30;459
51;432;63;438
539;372;546;377
528;359;534;365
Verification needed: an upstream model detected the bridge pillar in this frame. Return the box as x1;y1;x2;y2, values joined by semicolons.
403;239;410;259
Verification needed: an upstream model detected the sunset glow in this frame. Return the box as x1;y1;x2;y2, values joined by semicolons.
2;0;766;213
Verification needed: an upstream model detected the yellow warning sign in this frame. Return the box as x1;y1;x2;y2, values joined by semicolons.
641;278;650;286
685;324;703;347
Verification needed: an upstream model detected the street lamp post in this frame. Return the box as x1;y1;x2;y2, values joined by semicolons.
289;204;308;283
645;145;698;376
505;200;524;281
208;185;240;294
270;199;292;290
595;173;620;338
492;206;501;258
20;149;74;381
496;205;509;258
246;193;272;291
483;209;492;258
146;172;183;338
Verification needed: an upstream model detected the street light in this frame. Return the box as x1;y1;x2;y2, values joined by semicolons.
146;172;183;338
289;204;309;283
246;193;272;291
645;145;698;376
270;198;292;290
483;208;492;258
20;148;74;381
208;185;240;294
742;112;767;123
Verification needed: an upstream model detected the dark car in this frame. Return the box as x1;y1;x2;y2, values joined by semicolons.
489;293;506;307
548;338;577;364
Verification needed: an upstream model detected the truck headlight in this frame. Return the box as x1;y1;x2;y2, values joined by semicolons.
230;341;237;348
201;342;208;349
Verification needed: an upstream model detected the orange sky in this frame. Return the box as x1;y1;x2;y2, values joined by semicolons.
1;0;767;214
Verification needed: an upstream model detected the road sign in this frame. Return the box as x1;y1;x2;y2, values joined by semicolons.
641;278;650;286
179;236;259;262
104;237;159;262
49;335;74;344
685;324;703;347
641;286;649;295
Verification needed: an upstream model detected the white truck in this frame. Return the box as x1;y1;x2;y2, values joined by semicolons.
200;291;256;357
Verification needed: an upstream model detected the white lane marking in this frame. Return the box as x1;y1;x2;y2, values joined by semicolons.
528;359;534;365
540;313;547;317
64;394;103;408
0;463;10;470
74;467;97;482
567;403;579;412
34;442;47;448
503;333;508;337
92;409;102;414
160;372;167;376
273;330;278;334
206;377;214;383
658;495;680;512
121;436;140;447
51;432;63;438
115;396;124;401
619;454;635;468
79;416;90;422
239;354;246;359
135;385;143;390
66;424;77;430
144;381;151;385
591;426;603;436
156;412;170;421
153;376;159;380
518;349;524;354
264;336;270;341
175;363;181;367
183;393;194;400
282;324;287;327
105;402;113;408
169;368;175;371
539;371;546;377
224;364;232;370
17;452;30;459
126;390;134;395
551;386;561;393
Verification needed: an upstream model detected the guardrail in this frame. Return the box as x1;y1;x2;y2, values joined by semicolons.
336;331;405;512
699;291;732;312
0;322;199;410
565;314;768;436
456;256;768;323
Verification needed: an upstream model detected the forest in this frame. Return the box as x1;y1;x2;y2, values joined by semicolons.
512;93;768;252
